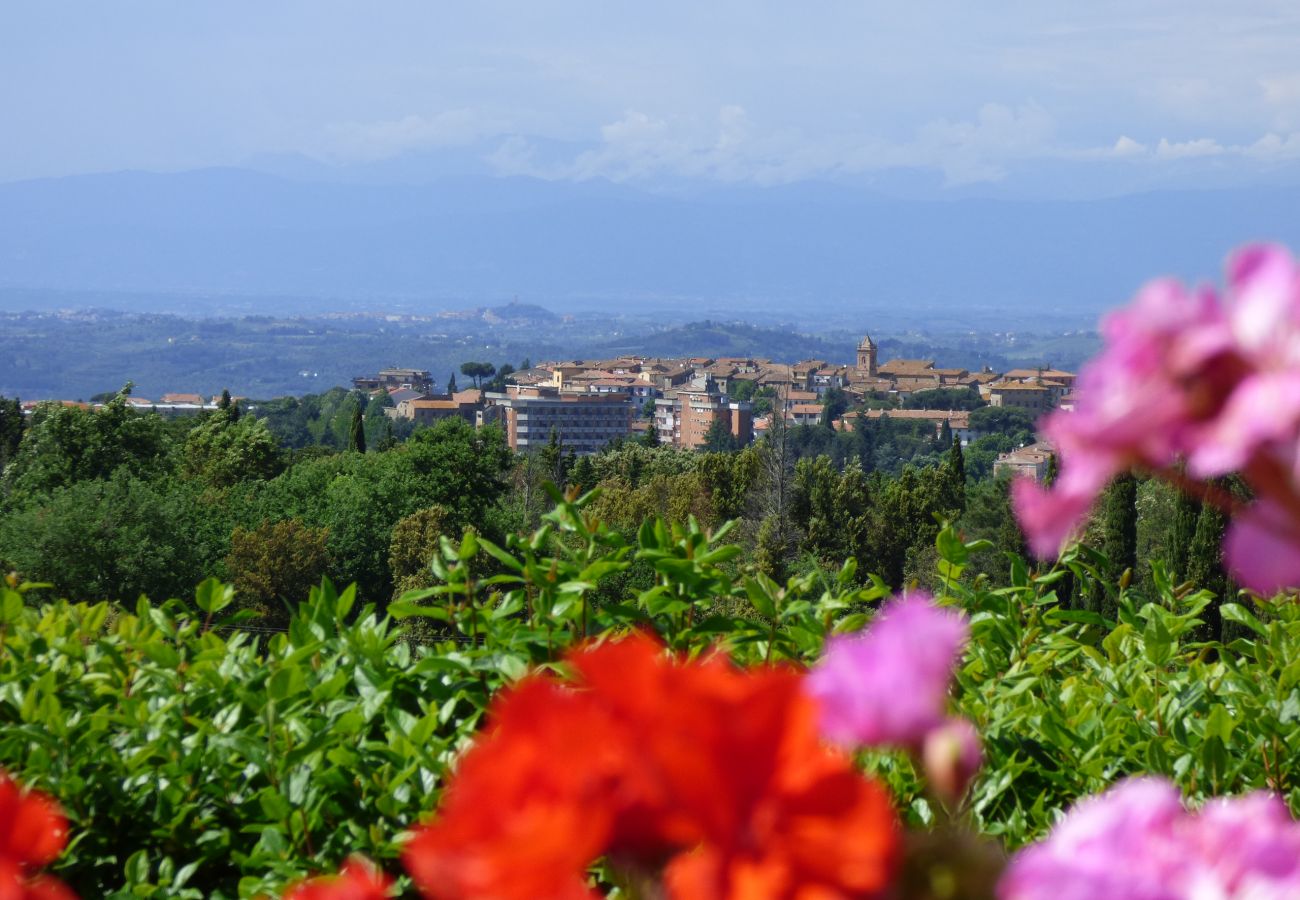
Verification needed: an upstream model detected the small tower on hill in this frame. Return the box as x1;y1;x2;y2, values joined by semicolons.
856;334;878;376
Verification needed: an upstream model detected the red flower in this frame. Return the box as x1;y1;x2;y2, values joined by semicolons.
282;857;392;900
0;771;75;900
404;634;898;899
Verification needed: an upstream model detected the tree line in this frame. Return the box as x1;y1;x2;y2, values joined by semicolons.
0;385;1241;634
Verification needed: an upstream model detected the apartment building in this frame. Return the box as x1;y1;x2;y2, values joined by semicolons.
654;379;753;449
483;384;635;455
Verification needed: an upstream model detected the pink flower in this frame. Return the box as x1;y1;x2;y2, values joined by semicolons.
1223;499;1300;594
805;592;968;749
1013;243;1300;593
1189;792;1300;895
999;778;1300;900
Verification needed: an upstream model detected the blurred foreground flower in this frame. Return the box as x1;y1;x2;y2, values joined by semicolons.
0;771;75;900
1012;244;1300;594
282;857;392;900
403;632;899;899
999;777;1300;899
806;592;969;749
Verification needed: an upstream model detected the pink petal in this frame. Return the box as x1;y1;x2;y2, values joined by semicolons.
1223;499;1300;595
1228;244;1300;353
1187;372;1300;476
807;592;968;748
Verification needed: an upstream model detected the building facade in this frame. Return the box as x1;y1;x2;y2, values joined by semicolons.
483;385;635;455
654;382;753;449
352;368;434;394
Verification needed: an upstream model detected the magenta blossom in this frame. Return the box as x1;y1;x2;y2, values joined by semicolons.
805;591;968;749
1000;778;1300;900
1013;244;1300;594
1223;499;1300;595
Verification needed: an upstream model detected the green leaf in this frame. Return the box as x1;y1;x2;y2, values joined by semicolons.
194;578;234;615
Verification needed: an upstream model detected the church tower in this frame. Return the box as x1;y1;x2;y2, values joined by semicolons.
856;334;877;376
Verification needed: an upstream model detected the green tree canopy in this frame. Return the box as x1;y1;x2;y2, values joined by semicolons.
183;409;285;488
225;518;331;621
5;391;172;498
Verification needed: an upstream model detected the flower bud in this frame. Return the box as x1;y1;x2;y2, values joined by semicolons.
922;717;983;806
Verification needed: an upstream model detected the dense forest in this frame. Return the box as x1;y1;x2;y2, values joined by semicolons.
0;383;1240;641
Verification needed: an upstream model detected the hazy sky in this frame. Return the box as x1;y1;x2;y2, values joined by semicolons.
5;1;1300;189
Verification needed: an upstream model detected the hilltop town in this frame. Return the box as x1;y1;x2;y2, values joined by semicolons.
16;333;1073;479
354;335;1074;473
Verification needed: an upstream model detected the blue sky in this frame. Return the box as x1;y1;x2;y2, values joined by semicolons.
5;1;1300;193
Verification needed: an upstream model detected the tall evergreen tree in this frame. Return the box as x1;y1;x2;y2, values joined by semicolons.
1042;452;1076;608
349;406;366;454
1097;473;1138;620
1168;487;1201;583
447;372;458;393
218;388;240;422
702;419;736;452
539;426;565;485
994;479;1029;566
1102;474;1139;573
569;455;597;493
0;395;23;471
938;438;966;515
1186;483;1229;642
754;514;789;583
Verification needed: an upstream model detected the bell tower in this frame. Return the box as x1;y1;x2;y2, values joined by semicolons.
856;334;877;376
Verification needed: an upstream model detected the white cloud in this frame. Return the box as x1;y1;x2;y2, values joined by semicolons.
1245;131;1300;160
1155;137;1226;160
489;101;1300;189
910;102;1055;183
1111;135;1147;157
494;101;1064;186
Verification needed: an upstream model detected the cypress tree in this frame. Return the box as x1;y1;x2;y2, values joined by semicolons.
1097;473;1138;620
447;372;458;393
995;479;1028;561
1041;452;1076;607
1102;474;1139;574
349;406;366;454
940;437;966;515
1186;485;1229;643
1168;487;1200;583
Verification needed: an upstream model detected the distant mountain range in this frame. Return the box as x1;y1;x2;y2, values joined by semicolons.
2;168;1298;319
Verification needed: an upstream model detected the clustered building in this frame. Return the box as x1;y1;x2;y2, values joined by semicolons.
350;334;1077;462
